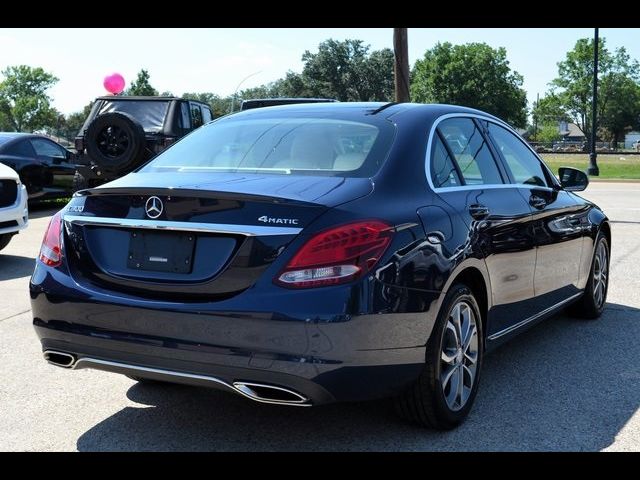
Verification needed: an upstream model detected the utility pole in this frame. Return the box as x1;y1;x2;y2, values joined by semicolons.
393;28;410;103
534;92;539;142
588;28;600;176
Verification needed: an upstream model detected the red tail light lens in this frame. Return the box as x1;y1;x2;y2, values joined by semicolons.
39;211;63;267
275;220;394;288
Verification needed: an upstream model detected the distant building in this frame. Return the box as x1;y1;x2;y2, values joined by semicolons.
625;131;640;149
559;121;586;141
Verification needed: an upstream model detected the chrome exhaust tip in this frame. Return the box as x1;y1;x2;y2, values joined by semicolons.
43;350;76;368
233;381;310;405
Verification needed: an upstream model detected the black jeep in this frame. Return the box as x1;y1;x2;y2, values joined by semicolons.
73;96;213;190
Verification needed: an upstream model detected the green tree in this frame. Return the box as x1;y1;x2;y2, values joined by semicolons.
537;123;562;143
532;94;570;124
126;69;158;96
61;101;94;140
599;73;640;148
0;65;59;132
300;39;395;101
411;42;528;127
550;37;640;145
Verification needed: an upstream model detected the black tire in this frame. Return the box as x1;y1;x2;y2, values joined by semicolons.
569;232;610;319
394;284;484;430
0;233;14;251
84;112;146;175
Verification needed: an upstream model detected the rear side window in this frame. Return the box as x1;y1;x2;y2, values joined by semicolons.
202;107;212;123
180;103;191;130
5;140;35;157
436;118;503;186
431;136;462;188
190;103;203;128
487;123;549;187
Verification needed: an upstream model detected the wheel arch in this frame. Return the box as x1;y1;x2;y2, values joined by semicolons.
439;260;492;341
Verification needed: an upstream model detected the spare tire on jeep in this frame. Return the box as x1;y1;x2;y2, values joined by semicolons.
84;112;147;175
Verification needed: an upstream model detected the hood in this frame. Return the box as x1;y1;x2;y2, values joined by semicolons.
0;162;19;181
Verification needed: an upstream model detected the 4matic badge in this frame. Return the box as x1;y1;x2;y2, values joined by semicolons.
257;215;299;225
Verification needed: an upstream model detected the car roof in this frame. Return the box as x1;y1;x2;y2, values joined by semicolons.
95;96;211;107
229;101;507;124
0;132;64;146
0;132;36;140
96;96;180;101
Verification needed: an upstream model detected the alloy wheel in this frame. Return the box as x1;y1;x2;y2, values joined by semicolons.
440;300;479;411
593;240;609;309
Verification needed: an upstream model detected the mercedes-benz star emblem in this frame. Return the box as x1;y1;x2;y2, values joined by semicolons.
145;196;164;219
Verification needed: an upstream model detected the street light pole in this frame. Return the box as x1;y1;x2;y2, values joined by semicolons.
228;70;262;114
588;28;600;176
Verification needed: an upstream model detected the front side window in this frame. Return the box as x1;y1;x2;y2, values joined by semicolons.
487;123;549;187
30;138;66;158
141;115;395;178
435;118;503;186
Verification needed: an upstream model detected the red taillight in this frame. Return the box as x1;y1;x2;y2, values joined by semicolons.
39;211;63;267
275;220;394;289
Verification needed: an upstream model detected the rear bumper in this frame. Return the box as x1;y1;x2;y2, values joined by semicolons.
0;184;28;235
31;264;438;405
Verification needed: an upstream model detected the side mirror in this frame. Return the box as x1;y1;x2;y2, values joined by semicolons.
558;167;589;192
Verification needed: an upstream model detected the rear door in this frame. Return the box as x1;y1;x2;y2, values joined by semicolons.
485;122;585;303
423;116;537;336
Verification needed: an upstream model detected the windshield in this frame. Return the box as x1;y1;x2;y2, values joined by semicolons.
140;114;395;177
98;100;170;132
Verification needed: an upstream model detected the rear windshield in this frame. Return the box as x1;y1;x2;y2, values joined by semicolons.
140;114;395;177
98;100;169;132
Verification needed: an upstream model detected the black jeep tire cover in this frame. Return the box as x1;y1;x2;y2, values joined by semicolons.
84;112;146;174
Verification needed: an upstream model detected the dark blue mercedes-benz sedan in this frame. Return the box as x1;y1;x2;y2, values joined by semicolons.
31;102;610;429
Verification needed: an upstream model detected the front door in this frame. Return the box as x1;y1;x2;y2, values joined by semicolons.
485;122;584;305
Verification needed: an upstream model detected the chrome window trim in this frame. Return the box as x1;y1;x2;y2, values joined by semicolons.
425;112;558;192
64;215;303;237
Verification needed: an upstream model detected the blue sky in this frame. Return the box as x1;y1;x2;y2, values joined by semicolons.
0;28;637;115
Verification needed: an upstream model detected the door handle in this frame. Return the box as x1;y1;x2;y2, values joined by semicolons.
468;204;490;220
529;195;547;209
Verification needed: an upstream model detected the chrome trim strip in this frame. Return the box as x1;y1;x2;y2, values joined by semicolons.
73;358;312;407
487;292;583;341
63;215;303;237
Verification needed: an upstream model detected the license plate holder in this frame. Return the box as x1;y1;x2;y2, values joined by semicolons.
127;230;196;274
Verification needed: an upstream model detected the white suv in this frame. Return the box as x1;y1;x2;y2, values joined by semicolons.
0;163;28;251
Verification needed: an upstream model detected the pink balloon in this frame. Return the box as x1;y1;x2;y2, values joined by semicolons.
103;73;125;94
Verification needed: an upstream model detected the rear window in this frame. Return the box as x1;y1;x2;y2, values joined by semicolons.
98;100;169;132
141;115;395;177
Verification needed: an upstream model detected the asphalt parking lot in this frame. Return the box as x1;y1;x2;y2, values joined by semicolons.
1;182;639;451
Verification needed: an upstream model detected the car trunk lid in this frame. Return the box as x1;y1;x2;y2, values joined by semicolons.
62;173;373;300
